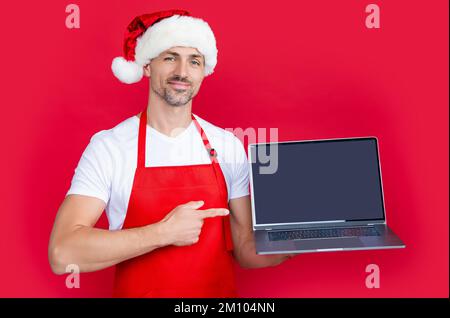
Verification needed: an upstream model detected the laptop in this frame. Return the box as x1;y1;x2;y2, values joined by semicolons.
248;137;405;254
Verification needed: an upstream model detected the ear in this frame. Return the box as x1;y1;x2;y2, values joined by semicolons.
143;64;151;77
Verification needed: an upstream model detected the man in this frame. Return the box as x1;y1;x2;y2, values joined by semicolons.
49;9;295;298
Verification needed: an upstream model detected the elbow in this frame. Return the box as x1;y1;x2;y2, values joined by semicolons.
48;244;69;275
236;258;252;269
235;252;288;269
234;253;264;269
239;262;261;270
238;259;275;270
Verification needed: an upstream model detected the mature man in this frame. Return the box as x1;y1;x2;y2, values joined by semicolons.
49;9;294;298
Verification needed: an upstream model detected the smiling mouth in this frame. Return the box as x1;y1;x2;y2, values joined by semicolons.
168;81;191;90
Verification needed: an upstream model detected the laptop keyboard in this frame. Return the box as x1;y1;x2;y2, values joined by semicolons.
268;226;380;241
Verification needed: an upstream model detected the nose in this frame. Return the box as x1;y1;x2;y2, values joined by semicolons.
174;59;189;78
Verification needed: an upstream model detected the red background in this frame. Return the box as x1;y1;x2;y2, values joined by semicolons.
0;0;448;297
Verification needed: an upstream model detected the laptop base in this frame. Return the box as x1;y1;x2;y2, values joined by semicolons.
255;224;405;255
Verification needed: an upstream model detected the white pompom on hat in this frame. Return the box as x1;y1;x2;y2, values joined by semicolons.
111;9;218;84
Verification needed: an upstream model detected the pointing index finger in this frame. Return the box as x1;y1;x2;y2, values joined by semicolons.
198;208;230;219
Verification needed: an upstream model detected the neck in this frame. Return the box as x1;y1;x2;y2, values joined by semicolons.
142;87;193;138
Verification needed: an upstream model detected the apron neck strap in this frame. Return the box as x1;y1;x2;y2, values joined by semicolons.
137;108;219;168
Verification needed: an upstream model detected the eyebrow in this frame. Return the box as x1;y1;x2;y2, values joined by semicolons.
165;51;204;60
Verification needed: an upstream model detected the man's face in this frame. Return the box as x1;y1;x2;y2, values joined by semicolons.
144;46;206;107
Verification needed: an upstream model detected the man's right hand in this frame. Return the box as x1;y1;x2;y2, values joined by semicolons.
158;200;229;247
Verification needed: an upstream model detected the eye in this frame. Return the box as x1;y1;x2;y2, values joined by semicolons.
191;60;201;66
164;57;175;61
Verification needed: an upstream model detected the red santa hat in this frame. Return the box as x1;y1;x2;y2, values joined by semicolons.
111;9;218;84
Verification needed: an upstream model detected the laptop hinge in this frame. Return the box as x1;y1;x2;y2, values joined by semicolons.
367;221;385;225
256;221;385;231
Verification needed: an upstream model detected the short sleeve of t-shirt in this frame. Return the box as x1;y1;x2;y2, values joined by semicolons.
66;131;113;205
228;135;250;200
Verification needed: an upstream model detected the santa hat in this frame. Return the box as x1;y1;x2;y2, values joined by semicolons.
111;9;218;84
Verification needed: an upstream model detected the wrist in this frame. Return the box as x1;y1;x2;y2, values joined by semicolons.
136;222;170;252
154;221;172;247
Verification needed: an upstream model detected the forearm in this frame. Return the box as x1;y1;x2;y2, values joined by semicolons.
49;222;167;275
233;237;293;269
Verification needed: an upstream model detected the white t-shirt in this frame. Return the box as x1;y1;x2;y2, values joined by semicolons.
66;113;250;230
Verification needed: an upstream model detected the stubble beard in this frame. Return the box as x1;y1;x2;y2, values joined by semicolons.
151;84;195;107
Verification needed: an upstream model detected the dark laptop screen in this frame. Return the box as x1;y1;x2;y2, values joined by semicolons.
250;138;385;225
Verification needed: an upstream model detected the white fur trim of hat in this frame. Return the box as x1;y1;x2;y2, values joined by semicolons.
111;12;217;84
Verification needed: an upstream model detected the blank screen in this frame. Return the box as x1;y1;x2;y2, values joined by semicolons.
250;139;385;225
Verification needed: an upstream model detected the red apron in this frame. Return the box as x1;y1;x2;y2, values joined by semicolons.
112;107;237;298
